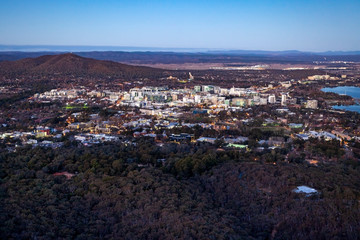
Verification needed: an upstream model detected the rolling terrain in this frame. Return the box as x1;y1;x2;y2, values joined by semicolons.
1;50;360;65
0;53;164;79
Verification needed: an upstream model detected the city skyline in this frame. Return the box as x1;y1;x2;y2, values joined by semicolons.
1;0;360;52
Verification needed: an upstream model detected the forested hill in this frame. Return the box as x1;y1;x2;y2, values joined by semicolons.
1;140;359;239
0;53;164;79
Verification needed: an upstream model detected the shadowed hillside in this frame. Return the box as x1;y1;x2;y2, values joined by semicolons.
0;53;164;79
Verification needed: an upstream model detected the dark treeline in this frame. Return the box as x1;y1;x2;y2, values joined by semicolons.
1;139;359;239
0;80;56;109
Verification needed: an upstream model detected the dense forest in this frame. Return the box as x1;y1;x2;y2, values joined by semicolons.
1;139;359;239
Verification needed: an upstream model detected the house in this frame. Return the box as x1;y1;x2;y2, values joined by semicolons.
170;133;194;142
297;134;309;141
197;137;216;144
293;186;318;196
35;126;51;138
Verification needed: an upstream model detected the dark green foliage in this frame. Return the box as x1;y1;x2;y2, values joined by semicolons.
309;139;344;158
1;142;359;239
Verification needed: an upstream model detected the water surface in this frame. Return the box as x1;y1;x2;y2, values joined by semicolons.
321;86;360;113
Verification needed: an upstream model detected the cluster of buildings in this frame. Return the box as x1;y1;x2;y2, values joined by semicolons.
296;130;353;142
0;127;64;149
32;88;122;103
123;85;319;109
31;84;321;111
0;76;356;157
74;133;118;145
307;75;339;81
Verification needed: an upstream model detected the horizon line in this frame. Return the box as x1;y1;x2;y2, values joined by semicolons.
0;44;359;54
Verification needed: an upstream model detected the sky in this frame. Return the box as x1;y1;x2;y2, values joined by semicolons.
0;0;359;52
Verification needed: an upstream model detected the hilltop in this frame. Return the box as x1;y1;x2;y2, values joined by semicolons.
0;53;164;79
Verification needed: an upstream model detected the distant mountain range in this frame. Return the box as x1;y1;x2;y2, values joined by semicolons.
0;45;359;55
0;48;360;64
0;53;164;78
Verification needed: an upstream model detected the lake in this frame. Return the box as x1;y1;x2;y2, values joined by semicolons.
321;86;360;113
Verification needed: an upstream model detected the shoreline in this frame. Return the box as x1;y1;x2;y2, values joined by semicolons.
321;86;360;113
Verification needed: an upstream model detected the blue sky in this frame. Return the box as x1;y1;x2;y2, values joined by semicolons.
0;0;359;51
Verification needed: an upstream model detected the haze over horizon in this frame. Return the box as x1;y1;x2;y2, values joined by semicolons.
0;0;360;52
1;44;360;54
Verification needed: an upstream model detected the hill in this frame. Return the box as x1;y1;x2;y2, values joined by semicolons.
1;141;359;239
0;53;164;79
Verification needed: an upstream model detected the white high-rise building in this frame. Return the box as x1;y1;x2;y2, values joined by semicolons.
281;93;287;106
268;94;276;104
194;95;201;103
